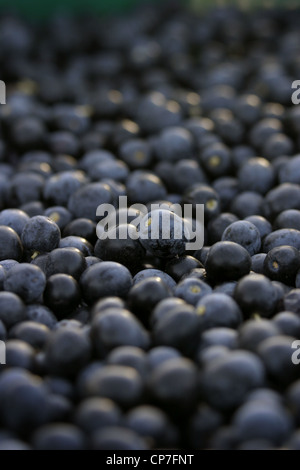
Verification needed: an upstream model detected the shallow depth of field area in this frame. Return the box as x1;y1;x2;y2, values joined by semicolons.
0;1;300;451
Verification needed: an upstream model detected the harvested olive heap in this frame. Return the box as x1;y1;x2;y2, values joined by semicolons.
1;4;300;451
